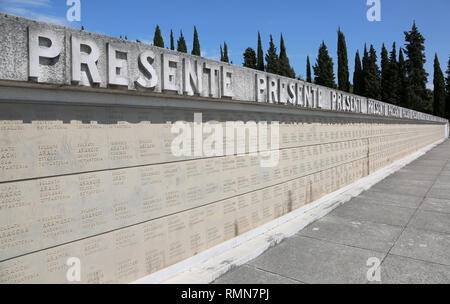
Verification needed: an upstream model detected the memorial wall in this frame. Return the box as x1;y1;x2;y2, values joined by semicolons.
0;14;448;283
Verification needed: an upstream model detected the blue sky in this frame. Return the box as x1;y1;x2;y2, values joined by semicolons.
1;0;449;88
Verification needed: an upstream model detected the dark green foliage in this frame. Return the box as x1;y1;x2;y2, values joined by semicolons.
361;45;369;95
337;28;350;92
313;41;335;88
153;25;164;48
177;30;187;53
433;54;446;117
192;26;201;56
446;58;450;119
384;43;400;104
81;25;84;31
257;32;265;71
306;56;312;83
170;30;175;50
265;35;279;74
353;50;363;95
243;47;257;69
220;45;224;62
424;89;434;114
362;45;381;99
398;48;410;108
380;43;389;101
404;21;429;111
278;34;296;78
222;42;229;63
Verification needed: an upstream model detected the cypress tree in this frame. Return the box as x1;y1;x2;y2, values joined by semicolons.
380;43;390;101
265;35;279;74
278;33;295;78
192;26;201;56
306;56;312;83
243;47;257;69
220;45;224;62
404;21;429;111
337;28;350;92
398;48;409;108
385;42;400;104
222;42;229;63
257;32;265;71
313;41;335;88
361;44;369;96
353;50;363;95
170;30;175;50
177;30;187;53
363;45;381;100
446;58;450;119
153;25;164;48
433;54;446;117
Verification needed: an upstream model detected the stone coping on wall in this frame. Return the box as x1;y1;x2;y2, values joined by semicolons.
0;13;447;125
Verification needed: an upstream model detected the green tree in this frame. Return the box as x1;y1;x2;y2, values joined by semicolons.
220;45;224;61
313;41;335;88
170;30;175;50
221;42;229;63
306;56;312;83
385;42;400;104
177;30;187;53
404;21;429;111
398;48;410;108
353;50;363;95
446;58;450;119
257;32;265;71
337;28;350;92
192;26;201;56
380;43;390;101
153;25;164;48
363;45;381;99
361;45;369;96
243;47;257;69
433;54;446;117
265;35;279;74
278;33;295;78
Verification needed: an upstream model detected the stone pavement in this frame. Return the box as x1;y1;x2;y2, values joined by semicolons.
215;140;450;284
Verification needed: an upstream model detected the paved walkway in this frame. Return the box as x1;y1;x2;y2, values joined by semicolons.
215;140;450;284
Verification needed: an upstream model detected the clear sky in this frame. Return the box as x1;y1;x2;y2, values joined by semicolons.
1;0;449;88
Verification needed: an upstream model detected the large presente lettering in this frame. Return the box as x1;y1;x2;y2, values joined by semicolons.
20;26;447;123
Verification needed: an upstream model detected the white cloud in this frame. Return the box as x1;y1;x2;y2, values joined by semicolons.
0;0;51;8
1;0;69;26
3;6;69;26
